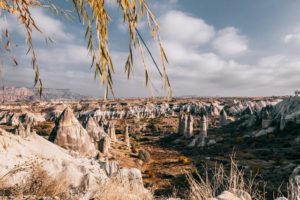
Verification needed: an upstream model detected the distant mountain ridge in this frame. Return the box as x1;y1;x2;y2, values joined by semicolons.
0;87;88;102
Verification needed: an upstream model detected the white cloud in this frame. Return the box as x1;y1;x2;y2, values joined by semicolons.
31;9;74;41
160;11;215;46
258;55;287;67
212;27;248;56
0;14;21;32
150;0;178;14
0;9;73;42
36;44;90;68
105;0;117;8
283;29;300;44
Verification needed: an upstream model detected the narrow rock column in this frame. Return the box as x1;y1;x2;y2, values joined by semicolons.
25;124;31;137
183;114;188;137
15;123;26;138
219;109;228;126
99;136;111;155
186;114;194;138
261;111;271;129
280;115;285;131
199;114;207;141
109;122;117;142
125;124;130;147
177;113;184;135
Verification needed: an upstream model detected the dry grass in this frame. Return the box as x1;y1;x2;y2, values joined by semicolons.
187;154;266;200
0;163;153;200
94;175;153;200
0;163;69;199
287;179;300;200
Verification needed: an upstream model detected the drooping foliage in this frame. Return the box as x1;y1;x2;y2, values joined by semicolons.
0;0;171;99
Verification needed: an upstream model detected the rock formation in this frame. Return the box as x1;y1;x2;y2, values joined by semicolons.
199;114;207;141
216;189;251;200
22;111;45;125
108;122;117;142
9;113;20;126
125;124;130;147
14;123;27;138
0;129;151;199
99;136;111;155
219;109;228;126
261;109;271;128
49;107;96;156
85;116;106;149
185;114;194;138
177;113;184;135
280;115;285;130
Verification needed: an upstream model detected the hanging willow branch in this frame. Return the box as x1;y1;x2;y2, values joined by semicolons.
0;0;172;99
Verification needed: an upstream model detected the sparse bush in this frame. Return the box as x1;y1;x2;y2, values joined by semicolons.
187;154;265;200
178;155;190;164
94;175;153;200
131;142;140;153
235;137;244;144
251;166;261;174
250;142;256;148
144;170;155;178
283;142;291;148
32;121;55;136
267;133;275;140
131;146;138;153
131;133;141;141
0;164;69;198
138;149;151;162
131;142;140;149
275;157;284;165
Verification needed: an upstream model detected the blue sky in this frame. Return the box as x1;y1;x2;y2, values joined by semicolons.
1;0;300;97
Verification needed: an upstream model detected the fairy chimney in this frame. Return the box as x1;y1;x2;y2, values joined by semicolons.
125;124;130;147
49;107;96;156
219;109;228;126
108;122;117;142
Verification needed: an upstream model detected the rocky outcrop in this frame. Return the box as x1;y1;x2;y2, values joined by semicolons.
15;123;30;138
9;113;20;126
0;129;151;199
49;107;96;156
216;190;251;200
177;113;184;135
99;136;111;155
21;111;45;125
108;122;117;142
185;114;194;138
85;116;106;149
199;114;208;140
220;109;228;126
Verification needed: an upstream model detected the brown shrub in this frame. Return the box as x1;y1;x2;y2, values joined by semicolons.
178;156;190;164
33;121;55;136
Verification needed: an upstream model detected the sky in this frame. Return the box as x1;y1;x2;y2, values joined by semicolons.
1;0;300;97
